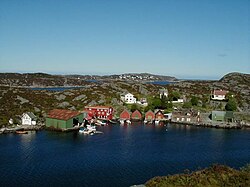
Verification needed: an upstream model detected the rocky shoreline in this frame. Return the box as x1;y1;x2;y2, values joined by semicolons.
0;124;45;134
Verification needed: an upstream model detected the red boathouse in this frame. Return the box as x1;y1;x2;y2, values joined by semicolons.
84;106;114;120
119;109;131;120
155;110;164;120
145;110;155;121
131;110;142;121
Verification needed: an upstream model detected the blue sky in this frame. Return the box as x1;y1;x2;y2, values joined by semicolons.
0;0;249;79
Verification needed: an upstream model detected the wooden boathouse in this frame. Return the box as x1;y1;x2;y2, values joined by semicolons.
145;110;155;121
131;110;142;121
119;109;131;120
46;109;84;131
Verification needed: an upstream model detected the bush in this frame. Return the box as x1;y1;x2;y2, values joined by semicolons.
183;102;192;108
191;96;198;106
225;98;237;111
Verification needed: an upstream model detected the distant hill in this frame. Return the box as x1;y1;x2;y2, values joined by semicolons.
0;73;89;87
219;72;250;85
0;72;178;87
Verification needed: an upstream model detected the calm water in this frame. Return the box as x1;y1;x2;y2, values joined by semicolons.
0;124;250;187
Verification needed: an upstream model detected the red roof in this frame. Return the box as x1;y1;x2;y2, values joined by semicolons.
131;110;142;120
145;110;155;119
47;109;81;120
213;90;228;96
85;106;112;109
120;110;131;120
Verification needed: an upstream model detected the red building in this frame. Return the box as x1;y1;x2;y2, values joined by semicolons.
145;110;155;121
84;106;114;120
131;110;142;121
155;110;164;120
119;110;131;120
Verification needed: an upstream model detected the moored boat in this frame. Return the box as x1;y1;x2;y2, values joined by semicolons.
154;120;160;125
79;125;97;135
15;131;28;134
126;119;131;124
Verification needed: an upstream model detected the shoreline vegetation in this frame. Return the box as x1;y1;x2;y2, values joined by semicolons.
144;164;250;187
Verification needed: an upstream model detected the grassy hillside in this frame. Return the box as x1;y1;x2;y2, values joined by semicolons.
145;164;250;187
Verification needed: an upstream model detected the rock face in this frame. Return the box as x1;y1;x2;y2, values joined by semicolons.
73;94;86;101
219;72;250;111
58;102;70;108
16;95;29;104
55;94;66;101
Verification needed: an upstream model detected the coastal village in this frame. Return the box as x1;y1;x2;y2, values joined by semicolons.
0;83;248;134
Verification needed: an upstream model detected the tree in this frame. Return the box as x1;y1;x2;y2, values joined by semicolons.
166;101;173;109
190;96;198;106
152;98;162;109
225;92;234;100
225;98;237;111
131;104;138;112
183;102;192;108
169;91;180;101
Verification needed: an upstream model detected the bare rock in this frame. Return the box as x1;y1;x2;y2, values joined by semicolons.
68;106;76;110
64;91;74;96
34;107;41;112
88;100;97;106
55;94;66;101
17;95;29;104
73;94;86;101
58;102;70;108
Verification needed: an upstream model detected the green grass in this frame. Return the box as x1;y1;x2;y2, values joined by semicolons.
145;164;250;187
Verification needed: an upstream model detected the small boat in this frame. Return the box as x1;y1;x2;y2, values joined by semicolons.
16;131;28;134
125;119;131;125
154;120;160;125
95;120;107;126
86;125;96;132
119;119;125;125
79;125;97;135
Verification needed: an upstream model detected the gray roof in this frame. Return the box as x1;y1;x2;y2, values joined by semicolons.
26;112;37;120
225;111;234;119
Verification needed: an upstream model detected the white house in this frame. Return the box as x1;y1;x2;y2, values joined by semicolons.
21;112;37;125
137;98;148;106
211;90;228;101
121;93;137;104
159;88;168;99
172;99;184;103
